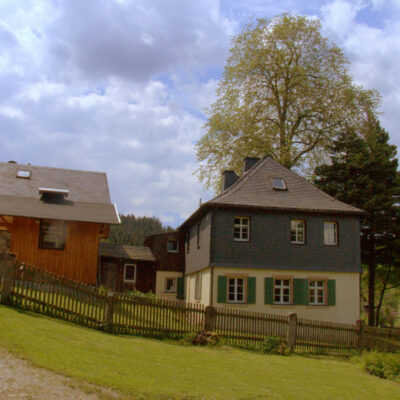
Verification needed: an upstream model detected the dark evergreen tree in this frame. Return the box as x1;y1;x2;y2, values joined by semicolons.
314;118;400;326
106;214;173;246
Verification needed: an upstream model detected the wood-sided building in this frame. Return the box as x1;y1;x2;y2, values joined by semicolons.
98;242;156;292
0;161;120;284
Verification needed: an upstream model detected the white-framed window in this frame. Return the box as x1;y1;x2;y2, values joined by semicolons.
290;219;305;244
234;216;249;241
167;239;179;253
165;277;177;293
195;273;202;300
309;280;325;305
227;277;245;303
274;278;291;304
324;221;338;246
124;264;136;283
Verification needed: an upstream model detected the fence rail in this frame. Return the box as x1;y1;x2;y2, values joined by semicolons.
1;255;399;353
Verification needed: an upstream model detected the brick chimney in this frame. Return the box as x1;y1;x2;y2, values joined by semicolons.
243;157;260;173
221;170;239;192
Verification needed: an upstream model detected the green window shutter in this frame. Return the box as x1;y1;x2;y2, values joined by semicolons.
177;277;184;300
247;277;256;304
293;278;308;305
264;277;273;304
217;276;227;303
327;280;336;306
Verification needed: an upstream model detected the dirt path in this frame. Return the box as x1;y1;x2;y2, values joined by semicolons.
0;348;126;400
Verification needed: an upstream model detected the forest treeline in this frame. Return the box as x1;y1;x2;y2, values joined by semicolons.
106;214;173;246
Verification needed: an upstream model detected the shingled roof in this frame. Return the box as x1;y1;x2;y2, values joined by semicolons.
181;156;363;228
0;162;120;224
99;242;155;262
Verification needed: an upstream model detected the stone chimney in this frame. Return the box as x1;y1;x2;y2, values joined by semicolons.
221;170;239;192
243;157;260;173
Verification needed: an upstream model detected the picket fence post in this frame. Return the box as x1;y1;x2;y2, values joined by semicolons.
287;312;297;352
204;305;216;331
104;291;114;333
356;319;366;351
0;254;16;305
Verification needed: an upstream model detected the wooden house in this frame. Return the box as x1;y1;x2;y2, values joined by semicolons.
0;161;119;284
98;232;185;299
98;242;156;292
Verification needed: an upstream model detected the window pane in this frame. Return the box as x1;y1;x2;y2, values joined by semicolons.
167;240;178;252
125;265;136;281
40;220;66;249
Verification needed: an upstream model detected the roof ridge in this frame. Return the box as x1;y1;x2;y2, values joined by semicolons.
0;162;107;176
268;157;363;212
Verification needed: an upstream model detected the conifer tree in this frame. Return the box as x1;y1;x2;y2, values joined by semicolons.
314;119;400;326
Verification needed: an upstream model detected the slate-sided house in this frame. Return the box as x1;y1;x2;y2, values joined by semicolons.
144;232;185;301
0;161;120;284
98;243;156;292
180;156;364;324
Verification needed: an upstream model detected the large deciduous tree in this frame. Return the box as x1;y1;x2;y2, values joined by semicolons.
196;14;380;191
314;118;400;326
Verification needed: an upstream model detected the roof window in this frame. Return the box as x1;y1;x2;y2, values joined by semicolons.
272;178;287;190
16;170;31;179
39;187;69;204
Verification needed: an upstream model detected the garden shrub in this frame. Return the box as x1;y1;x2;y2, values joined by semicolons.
359;351;400;382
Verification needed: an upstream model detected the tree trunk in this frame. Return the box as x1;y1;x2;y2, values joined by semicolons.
368;235;376;326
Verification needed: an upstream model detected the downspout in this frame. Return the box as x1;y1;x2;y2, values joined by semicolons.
209;207;216;306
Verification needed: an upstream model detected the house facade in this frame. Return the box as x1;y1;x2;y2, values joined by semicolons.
0;161;119;284
144;232;184;301
180;156;363;324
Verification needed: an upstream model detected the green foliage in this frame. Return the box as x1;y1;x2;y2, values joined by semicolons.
358;351;400;382
260;336;289;355
107;214;173;246
196;13;380;191
125;290;157;299
314;118;400;326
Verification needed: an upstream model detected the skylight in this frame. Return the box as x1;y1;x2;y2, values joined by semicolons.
16;170;31;179
272;178;287;190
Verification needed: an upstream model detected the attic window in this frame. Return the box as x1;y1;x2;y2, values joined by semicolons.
16;170;31;179
272;178;287;191
39;187;69;203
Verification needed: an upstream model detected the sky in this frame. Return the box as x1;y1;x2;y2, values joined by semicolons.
1;0;400;227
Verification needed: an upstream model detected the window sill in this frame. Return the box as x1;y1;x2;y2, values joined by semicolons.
233;239;249;242
290;242;305;245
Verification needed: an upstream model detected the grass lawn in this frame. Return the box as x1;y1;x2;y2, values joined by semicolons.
0;305;398;400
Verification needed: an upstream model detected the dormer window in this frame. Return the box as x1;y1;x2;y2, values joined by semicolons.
272;178;287;190
39;187;69;204
16;170;31;179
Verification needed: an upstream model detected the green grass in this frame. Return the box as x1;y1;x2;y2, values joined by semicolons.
0;305;399;400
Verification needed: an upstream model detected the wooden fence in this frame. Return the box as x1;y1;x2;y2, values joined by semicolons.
1;255;399;353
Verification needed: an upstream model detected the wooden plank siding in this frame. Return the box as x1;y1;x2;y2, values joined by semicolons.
7;216;101;284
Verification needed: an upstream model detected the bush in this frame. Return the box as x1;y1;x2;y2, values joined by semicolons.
359;351;400;382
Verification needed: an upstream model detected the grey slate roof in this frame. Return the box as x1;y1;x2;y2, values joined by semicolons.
99;242;155;262
210;156;364;214
180;156;363;228
0;162;120;224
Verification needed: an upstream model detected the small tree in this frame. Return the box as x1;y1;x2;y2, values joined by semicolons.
196;14;380;191
314;118;400;326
